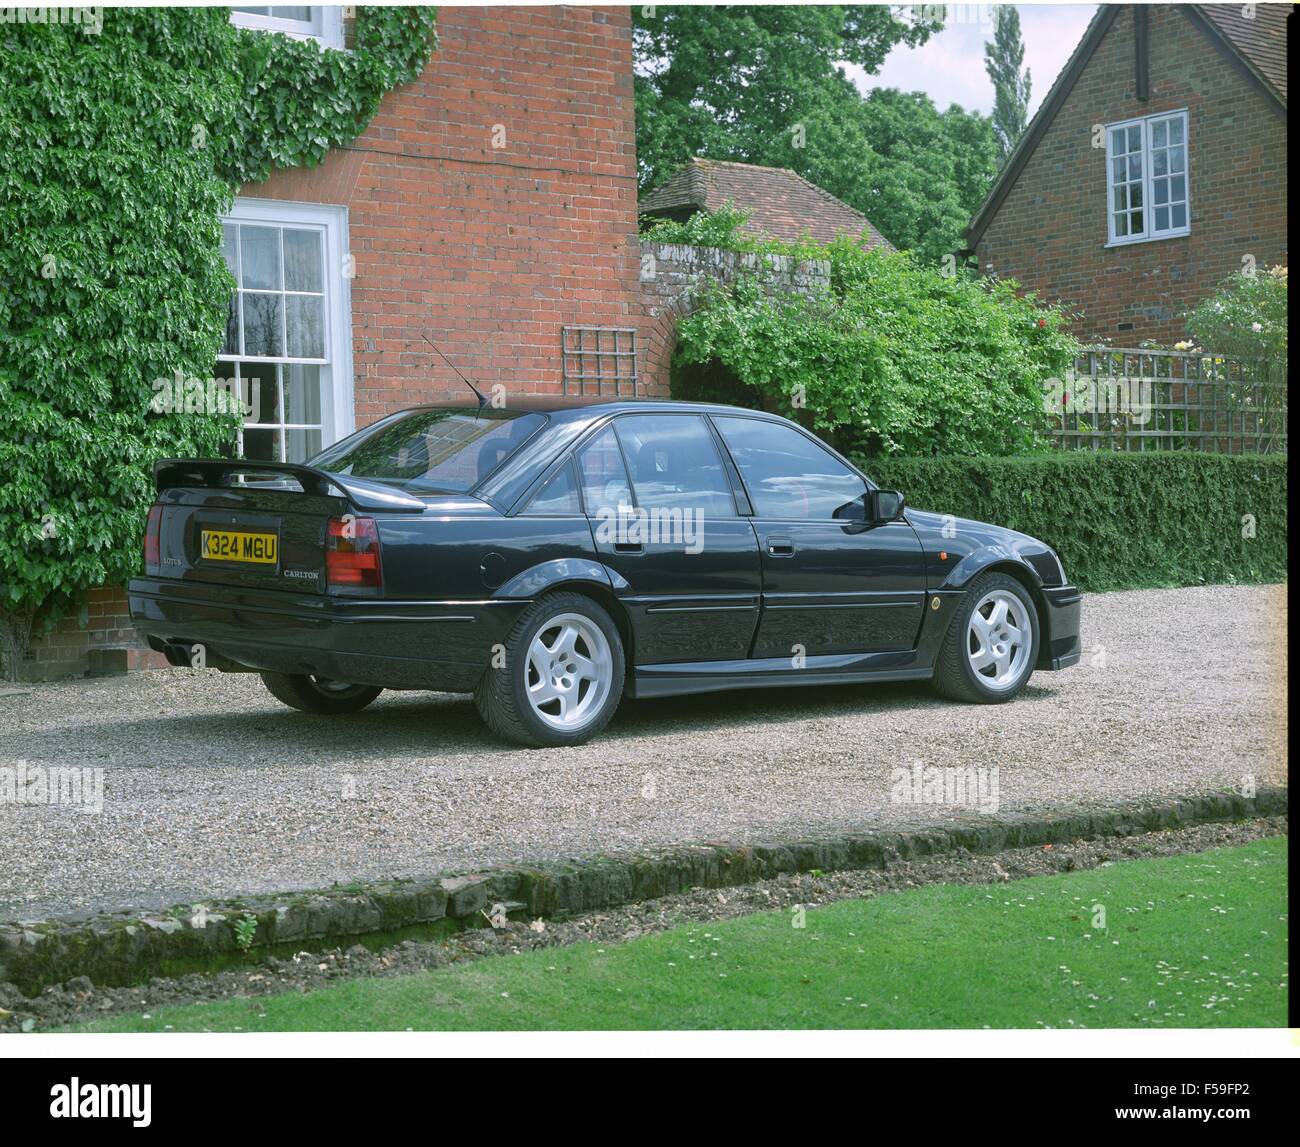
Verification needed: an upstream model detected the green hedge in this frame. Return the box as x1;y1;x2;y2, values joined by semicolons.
859;452;1289;593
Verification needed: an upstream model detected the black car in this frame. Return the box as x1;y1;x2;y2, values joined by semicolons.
129;400;1082;746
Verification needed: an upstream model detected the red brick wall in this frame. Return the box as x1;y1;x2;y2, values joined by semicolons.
20;589;166;681
247;4;654;422
974;4;1288;344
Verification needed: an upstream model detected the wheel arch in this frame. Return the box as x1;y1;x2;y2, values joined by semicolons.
951;558;1052;662
512;577;636;673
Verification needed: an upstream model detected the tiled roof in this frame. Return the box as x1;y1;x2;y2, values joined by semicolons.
640;158;892;249
1198;3;1289;103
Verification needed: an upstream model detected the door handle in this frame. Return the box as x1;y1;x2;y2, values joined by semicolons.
613;542;644;554
766;536;795;557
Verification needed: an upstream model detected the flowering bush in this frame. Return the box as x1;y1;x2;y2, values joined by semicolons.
1185;265;1287;363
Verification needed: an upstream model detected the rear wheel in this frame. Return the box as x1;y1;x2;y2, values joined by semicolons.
475;592;624;747
260;672;382;714
932;573;1039;703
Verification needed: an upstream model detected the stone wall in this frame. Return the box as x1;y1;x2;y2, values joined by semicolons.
636;241;831;389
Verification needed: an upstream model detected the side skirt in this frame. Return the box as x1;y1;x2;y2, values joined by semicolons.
628;654;934;700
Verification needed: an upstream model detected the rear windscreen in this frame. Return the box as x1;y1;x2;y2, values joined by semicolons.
310;408;546;493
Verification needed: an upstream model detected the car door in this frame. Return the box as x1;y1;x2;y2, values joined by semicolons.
576;415;761;665
711;415;927;659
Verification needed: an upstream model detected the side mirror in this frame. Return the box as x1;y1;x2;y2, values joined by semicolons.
868;489;905;523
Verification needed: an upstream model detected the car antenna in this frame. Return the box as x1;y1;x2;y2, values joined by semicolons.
420;332;488;411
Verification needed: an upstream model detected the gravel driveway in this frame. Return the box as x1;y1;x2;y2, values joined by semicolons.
0;583;1287;921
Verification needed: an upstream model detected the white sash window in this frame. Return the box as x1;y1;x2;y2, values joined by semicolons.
230;7;344;50
218;199;354;463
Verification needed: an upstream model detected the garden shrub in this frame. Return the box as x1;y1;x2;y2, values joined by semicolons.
0;7;437;675
860;452;1288;592
668;222;1078;458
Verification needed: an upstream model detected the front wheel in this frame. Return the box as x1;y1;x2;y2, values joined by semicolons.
931;573;1039;703
260;672;383;714
475;592;625;747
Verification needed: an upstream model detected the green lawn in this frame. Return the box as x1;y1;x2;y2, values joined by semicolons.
70;837;1288;1031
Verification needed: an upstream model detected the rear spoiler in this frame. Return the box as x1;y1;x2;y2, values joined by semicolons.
153;459;427;513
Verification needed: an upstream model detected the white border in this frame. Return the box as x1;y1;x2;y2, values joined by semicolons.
8;1028;1299;1059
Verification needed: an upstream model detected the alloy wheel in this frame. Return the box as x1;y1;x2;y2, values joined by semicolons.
525;612;613;731
966;589;1032;691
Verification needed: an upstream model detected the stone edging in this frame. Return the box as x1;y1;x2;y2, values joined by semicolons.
1;786;1285;995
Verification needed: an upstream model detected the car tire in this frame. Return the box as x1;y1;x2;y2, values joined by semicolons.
475;591;625;748
931;572;1040;704
260;672;383;714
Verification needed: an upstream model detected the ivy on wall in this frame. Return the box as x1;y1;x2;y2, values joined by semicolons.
0;7;437;675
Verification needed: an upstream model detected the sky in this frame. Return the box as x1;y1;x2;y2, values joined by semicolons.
846;4;1100;117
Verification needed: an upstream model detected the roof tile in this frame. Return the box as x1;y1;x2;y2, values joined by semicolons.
641;158;892;249
1198;2;1288;103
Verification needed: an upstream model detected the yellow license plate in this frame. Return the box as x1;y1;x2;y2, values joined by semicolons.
200;529;278;565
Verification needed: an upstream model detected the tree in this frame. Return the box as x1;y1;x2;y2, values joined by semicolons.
984;5;1032;159
634;6;939;192
634;6;1000;263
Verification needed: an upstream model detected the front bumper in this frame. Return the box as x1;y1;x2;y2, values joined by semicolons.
128;577;525;692
1037;584;1082;670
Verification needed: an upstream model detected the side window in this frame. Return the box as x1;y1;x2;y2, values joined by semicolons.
714;417;866;520
613;414;736;517
576;426;633;516
522;459;582;516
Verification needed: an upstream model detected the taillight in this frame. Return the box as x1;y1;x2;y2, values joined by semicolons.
326;516;382;591
143;504;163;575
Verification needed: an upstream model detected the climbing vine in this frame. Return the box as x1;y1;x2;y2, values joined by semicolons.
0;7;437;674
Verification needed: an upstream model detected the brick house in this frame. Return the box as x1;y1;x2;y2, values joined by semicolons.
639;156;893;248
964;3;1288;344
21;4;678;679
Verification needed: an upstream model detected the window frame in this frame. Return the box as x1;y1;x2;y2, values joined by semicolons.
709;414;871;524
519;456;585;518
229;6;344;50
1104;109;1190;247
611;412;741;519
218;197;354;461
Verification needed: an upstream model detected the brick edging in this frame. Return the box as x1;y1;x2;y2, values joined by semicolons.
1;786;1285;995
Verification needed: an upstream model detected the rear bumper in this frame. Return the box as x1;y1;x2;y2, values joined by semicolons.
1037;584;1082;671
128;577;525;692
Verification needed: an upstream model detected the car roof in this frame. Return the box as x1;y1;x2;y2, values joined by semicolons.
406;397;777;422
